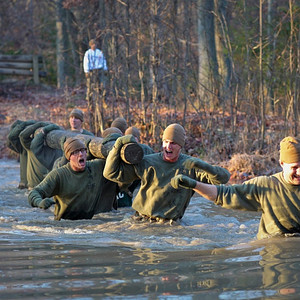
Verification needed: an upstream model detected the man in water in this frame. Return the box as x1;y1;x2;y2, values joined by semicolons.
103;123;230;222
68;108;94;136
28;137;117;220
178;136;300;239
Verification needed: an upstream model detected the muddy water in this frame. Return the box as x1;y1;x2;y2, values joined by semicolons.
1;159;300;299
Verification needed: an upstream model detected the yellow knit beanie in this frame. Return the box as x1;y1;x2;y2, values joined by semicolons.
162;123;186;147
64;137;86;160
69;109;84;122
280;136;300;163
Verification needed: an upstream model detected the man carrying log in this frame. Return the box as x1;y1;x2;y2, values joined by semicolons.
104;123;230;222
28;137;118;220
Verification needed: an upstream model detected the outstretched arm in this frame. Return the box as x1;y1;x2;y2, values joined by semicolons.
194;181;217;201
184;157;230;184
171;174;217;201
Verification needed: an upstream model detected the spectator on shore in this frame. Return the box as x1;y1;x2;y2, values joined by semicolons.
83;39;108;103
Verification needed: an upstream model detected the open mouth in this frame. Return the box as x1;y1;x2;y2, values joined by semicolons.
79;158;85;166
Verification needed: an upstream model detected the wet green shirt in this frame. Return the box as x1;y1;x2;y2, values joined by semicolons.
19;122;49;189
7;120;35;187
104;151;230;220
28;159;118;220
31;132;63;171
216;172;300;239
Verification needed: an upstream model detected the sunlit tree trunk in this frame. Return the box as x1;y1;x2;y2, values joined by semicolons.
182;0;191;127
197;0;219;108
56;0;66;88
149;0;159;143
288;0;298;136
259;0;265;150
65;10;81;85
124;0;131;123
136;2;146;125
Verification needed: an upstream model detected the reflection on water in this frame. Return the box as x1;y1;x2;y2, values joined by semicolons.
1;159;300;299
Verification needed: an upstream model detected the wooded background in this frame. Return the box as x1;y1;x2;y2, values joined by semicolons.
1;0;299;158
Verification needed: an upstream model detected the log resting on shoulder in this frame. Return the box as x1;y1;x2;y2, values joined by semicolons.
45;129;143;164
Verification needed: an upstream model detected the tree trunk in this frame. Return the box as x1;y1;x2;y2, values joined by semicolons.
56;0;66;88
197;0;219;108
259;0;265;150
149;0;159;143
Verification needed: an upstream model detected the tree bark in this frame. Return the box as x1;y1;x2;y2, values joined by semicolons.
56;0;66;88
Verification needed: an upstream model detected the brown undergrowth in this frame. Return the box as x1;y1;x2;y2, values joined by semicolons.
0;81;285;183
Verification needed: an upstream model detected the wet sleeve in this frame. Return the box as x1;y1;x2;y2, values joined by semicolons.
215;178;262;211
186;158;230;185
19;122;48;150
103;141;139;184
31;132;62;171
28;170;59;207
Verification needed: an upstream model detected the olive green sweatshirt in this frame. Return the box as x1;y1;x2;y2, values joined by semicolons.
19;122;49;189
104;151;230;220
28;159;117;220
7;120;35;187
31;131;63;171
216;172;300;239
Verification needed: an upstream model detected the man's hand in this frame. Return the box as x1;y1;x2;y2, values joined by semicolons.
113;134;137;152
42;124;61;135
38;198;55;209
171;174;197;190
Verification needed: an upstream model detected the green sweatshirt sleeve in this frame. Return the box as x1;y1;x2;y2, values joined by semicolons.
216;177;262;211
103;139;139;184
31;132;63;170
19;121;49;150
184;157;230;184
28;169;59;207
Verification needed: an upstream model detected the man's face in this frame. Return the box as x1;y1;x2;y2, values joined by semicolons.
69;116;82;131
90;43;96;51
162;140;182;162
69;148;87;172
281;161;300;185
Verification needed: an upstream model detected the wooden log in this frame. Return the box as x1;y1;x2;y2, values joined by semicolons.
0;68;33;76
0;62;33;69
0;54;43;62
45;129;143;164
45;130;94;149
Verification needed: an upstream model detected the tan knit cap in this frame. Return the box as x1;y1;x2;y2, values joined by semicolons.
102;127;123;138
69;109;84;122
162;123;186;147
125;126;140;140
111;117;127;134
280;136;300;163
64;137;86;160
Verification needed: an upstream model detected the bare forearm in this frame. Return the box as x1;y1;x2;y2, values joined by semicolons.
193;181;218;201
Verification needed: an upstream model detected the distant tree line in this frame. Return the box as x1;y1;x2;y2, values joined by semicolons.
0;0;299;156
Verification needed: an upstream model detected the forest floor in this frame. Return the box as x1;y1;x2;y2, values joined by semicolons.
0;80;284;183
